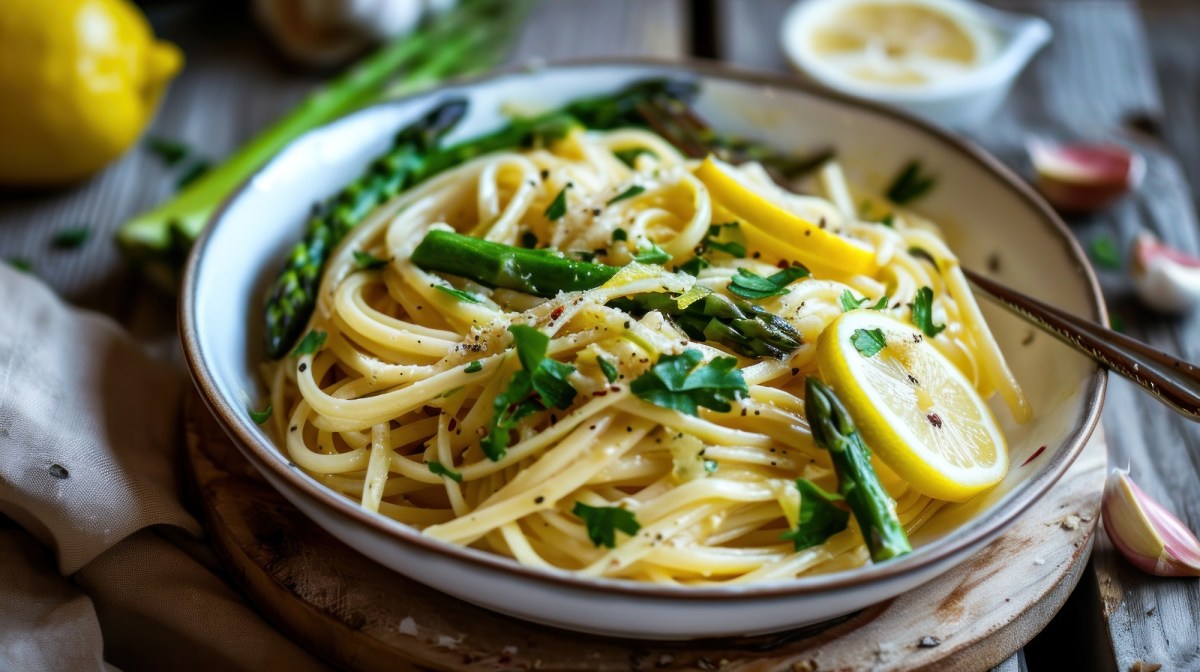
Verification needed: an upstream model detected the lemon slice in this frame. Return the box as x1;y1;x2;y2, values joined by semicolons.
787;0;999;89
816;311;1007;501
694;156;878;277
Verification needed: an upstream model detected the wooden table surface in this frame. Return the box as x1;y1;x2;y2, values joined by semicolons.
2;1;1198;670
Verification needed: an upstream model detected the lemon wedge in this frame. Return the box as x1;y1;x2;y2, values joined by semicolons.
788;0;998;89
694;156;878;277
816;311;1007;501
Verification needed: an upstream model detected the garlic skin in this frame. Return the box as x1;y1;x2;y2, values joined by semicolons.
256;0;452;66
1027;138;1144;214
1130;232;1200;314
1102;468;1200;577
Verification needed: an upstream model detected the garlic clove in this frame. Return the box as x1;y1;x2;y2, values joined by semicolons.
1027;138;1144;214
1102;468;1200;577
1130;232;1200;314
255;0;425;67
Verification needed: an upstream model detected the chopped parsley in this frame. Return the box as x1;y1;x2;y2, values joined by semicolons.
612;228;628;242
633;241;671;264
851;328;887;357
630;349;747;417
608;185;645;205
291;330;327;356
886;160;937;205
481;325;578;461
572;250;597;263
704;222;746;258
912;286;945;337
145;136;190;166
435;285;483;304
1090;235;1121;270
704;459;719;474
780;479;850;551
598;357;619;383
909;247;938;269
520;231;539;248
727;265;809;300
249;404;273;425
840;290;889;312
614;147;655;168
572;501;641;548
177;159;212;190
878;214;894;227
6;258;33;273
352;250;387;270
52;227;90;250
544;185;569;220
678;256;710;276
427;460;463;483
465;361;483;373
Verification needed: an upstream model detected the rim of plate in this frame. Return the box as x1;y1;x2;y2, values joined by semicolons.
180;57;1107;601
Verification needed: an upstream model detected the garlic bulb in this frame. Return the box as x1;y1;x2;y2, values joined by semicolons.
1027;138;1144;214
255;0;456;66
1102;469;1200;577
1130;232;1200;314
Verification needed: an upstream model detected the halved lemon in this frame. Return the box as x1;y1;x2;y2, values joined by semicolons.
786;0;999;88
815;311;1007;501
694;156;878;278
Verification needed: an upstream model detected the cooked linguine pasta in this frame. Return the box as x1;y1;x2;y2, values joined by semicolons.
263;127;1026;583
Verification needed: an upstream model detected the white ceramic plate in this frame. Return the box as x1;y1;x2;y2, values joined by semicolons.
180;60;1105;640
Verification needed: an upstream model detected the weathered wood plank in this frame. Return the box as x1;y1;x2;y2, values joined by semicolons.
507;0;686;64
718;1;1200;669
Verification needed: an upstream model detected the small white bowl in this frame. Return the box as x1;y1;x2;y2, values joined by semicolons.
781;0;1052;129
181;59;1104;640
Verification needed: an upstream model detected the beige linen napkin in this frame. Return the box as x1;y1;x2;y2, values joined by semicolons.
0;266;328;671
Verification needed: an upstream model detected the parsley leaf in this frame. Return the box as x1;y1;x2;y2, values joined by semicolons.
572;502;641;548
704;223;746;259
465;361;483;373
912;286;945;337
704;459;719;474
598;357;619;383
851;328;887;357
631;349;747;416
612;228;628;242
780;479;849;551
1090;235;1121;270
353;250;387;270
573;250;596;262
840;290;869;312
879;214;894;227
886;160;937;205
145;136;190;166
6;258;33;273
427;460;463;482
52;227;90;250
614;147;655;168
249;404;273;425
727;265;809;300
678;256;710;276
435;285;483;303
520;231;539;248
544;185;569;220
481;326;578;461
292;330;327;356
633;241;671;264
608;185;645;205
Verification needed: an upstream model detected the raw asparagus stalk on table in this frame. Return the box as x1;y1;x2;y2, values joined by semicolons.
116;0;530;289
804;377;912;562
410;230;804;360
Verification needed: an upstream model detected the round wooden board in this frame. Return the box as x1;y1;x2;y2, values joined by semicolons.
184;391;1107;672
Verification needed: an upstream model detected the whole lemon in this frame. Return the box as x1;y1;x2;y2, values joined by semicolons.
0;0;183;186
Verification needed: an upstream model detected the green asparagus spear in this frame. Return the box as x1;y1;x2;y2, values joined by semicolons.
264;100;470;358
410;230;803;360
803;377;912;562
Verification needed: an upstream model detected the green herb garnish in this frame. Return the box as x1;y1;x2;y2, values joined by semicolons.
608;185;645;205
598;357;619;383
631;349;747;417
912;286;945;337
780;479;850;551
52;227;91;250
291;330;327;356
481;325;577;461
572;501;641;548
465;361;483;373
614;147;654;168
727;265;809;300
544;185;569;220
1090;235;1121;270
249;405;273;425
633;241;671;264
704;459;719;474
851;328;887;357
6;258;32;273
427;460;463;482
840;290;889;312
886;160;937;205
353;250;388;270
145;136;190;166
435;285;483;303
612;228;628;242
